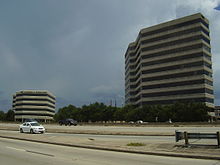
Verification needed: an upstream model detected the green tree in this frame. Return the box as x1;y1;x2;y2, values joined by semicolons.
80;102;114;122
171;102;209;122
54;101;210;123
157;105;172;122
0;111;5;121
5;109;14;121
54;105;79;121
113;105;135;121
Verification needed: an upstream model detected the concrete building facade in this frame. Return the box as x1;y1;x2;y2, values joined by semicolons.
125;13;214;108
13;90;56;122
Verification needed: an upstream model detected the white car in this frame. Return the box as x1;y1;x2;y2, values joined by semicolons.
136;120;143;124
19;122;45;134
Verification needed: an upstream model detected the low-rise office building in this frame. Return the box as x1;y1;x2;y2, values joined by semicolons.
13;90;56;122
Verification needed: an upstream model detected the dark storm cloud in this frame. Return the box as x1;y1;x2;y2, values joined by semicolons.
0;99;11;111
0;0;220;111
0;91;4;96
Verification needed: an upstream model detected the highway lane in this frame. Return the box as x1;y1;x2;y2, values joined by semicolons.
0;129;175;140
1;123;220;134
0;130;175;144
0;137;219;165
47;125;220;133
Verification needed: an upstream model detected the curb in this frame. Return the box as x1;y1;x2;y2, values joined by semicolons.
0;135;220;161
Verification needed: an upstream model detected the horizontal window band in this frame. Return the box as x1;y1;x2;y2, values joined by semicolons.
142;52;211;67
129;52;211;75
129;79;213;95
127;48;211;73
126;27;208;60
202;36;210;44
141;18;209;38
142;88;213;98
15;113;54;117
141;53;203;67
130;88;214;102
141;70;212;82
141;35;202;53
15;103;55;109
141;44;203;60
129;43;203;65
15;109;55;113
141;26;208;45
130;69;212;84
15;98;55;104
129;35;204;61
125;18;209;58
15;94;55;100
141;61;211;75
140;97;214;105
202;29;209;37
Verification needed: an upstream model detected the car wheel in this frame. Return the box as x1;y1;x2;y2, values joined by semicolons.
20;128;23;133
30;129;34;134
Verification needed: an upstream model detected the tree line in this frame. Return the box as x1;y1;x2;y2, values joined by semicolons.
54;102;212;122
0;110;15;121
0;102;212;122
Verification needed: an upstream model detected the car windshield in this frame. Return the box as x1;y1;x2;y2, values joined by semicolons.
30;123;40;126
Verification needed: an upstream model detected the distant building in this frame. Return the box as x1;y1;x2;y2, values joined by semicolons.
125;13;214;108
211;106;220;121
13;90;55;122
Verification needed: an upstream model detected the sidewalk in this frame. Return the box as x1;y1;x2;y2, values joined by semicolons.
0;130;219;160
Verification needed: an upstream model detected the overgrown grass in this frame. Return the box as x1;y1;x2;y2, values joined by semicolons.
127;142;146;146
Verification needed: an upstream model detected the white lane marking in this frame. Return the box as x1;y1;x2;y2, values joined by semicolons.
26;150;55;157
6;146;25;152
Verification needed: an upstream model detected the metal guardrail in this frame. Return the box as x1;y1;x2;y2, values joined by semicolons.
175;131;220;147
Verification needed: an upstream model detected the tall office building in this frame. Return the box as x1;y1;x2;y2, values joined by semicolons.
125;13;214;108
13;90;56;122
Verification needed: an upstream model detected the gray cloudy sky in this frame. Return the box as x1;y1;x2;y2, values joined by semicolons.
0;0;220;111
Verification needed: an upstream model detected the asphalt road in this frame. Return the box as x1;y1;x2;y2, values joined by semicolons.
33;124;220;133
0;129;173;141
1;123;220;134
0;137;219;165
